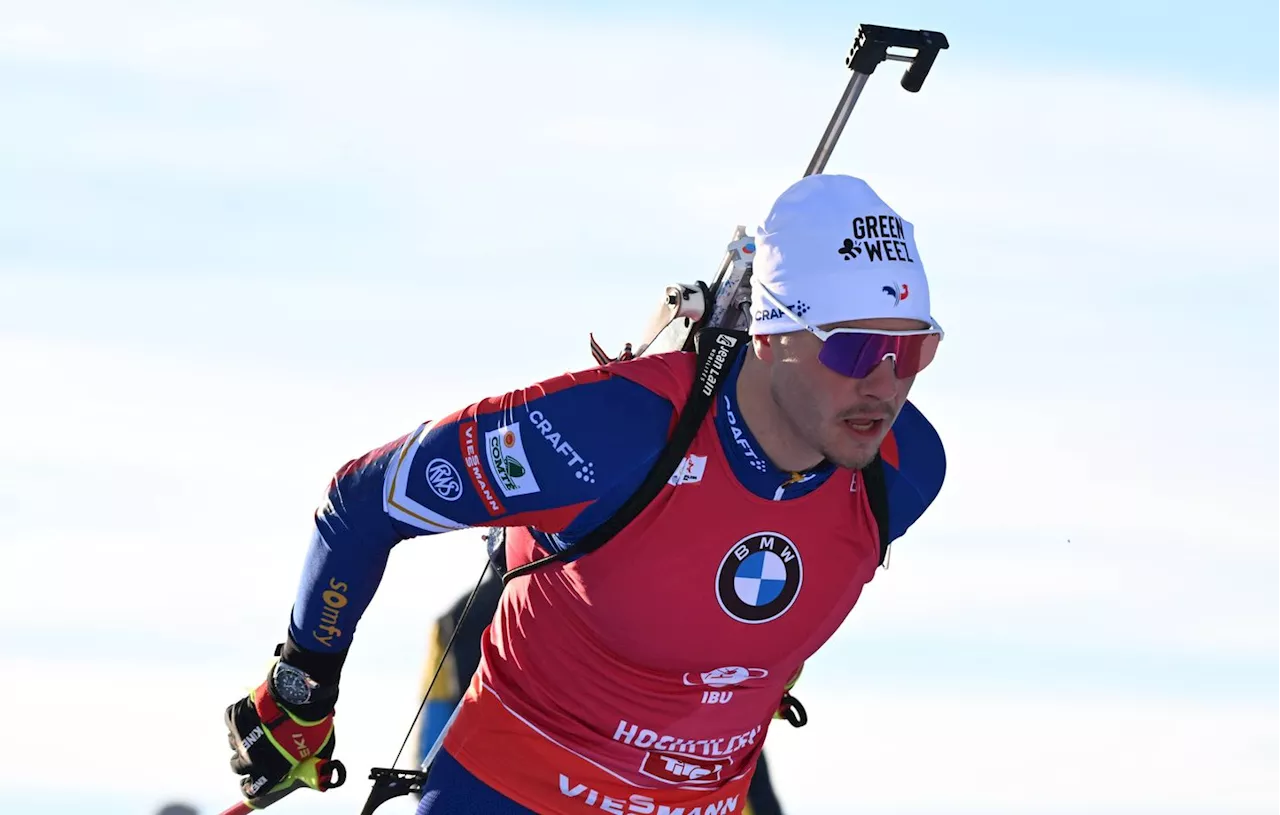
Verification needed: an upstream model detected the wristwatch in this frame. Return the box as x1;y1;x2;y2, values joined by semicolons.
271;660;318;706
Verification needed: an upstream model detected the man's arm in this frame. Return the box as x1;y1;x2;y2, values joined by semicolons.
284;365;678;661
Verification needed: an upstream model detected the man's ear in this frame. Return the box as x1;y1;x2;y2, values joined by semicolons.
752;334;775;363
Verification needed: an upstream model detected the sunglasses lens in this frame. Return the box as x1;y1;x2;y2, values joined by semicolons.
817;332;941;379
891;334;940;377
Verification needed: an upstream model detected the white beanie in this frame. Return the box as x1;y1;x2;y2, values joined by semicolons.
748;174;938;335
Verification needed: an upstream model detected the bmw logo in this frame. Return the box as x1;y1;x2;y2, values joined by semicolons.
716;532;803;624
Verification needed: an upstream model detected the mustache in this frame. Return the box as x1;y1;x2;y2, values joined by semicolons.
838;404;895;422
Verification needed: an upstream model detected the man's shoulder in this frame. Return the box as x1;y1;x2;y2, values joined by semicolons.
598;350;697;402
489;351;693;415
880;400;946;542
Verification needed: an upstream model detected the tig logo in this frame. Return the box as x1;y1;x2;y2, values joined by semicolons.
640;751;733;785
881;283;909;305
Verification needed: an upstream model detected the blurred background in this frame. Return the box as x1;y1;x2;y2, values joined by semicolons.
1;1;1276;813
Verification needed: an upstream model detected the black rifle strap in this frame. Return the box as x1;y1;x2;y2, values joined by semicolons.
775;453;890;732
502;327;749;585
862;452;892;567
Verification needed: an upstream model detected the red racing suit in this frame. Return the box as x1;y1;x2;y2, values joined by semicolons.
288;346;946;814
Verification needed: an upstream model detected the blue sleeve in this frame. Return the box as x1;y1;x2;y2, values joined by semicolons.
288;367;676;654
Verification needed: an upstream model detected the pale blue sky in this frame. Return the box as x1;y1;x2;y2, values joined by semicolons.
424;0;1280;92
1;2;1277;814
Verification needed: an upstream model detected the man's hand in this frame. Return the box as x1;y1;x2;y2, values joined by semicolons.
224;649;344;809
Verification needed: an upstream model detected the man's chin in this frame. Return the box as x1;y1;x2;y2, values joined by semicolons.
826;424;888;470
825;444;882;472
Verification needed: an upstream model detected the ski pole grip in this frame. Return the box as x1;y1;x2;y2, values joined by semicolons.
900;30;948;92
846;24;950;92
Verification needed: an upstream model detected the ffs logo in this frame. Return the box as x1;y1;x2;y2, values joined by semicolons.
715;532;803;624
881;282;909;305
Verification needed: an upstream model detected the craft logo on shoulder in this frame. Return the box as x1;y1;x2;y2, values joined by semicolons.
459;421;505;516
484;423;541;497
837;214;916;264
716;532;802;624
527;409;595;483
424;457;463;502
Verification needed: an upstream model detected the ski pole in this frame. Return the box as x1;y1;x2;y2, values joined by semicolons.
217;757;346;815
804;24;949;177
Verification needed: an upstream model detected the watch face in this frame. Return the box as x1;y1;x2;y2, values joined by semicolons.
273;663;313;705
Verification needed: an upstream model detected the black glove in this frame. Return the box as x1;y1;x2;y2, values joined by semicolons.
224;636;348;809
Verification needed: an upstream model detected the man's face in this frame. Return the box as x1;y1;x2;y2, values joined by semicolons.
763;317;928;470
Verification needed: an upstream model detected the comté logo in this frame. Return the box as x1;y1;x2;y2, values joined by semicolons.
640;751;733;785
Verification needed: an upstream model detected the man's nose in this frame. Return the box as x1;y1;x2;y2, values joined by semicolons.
854;357;899;401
